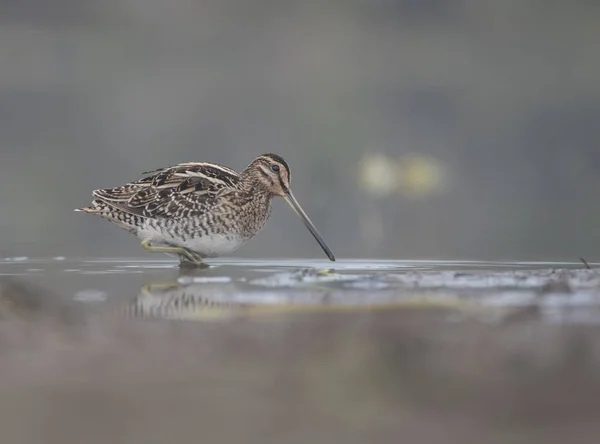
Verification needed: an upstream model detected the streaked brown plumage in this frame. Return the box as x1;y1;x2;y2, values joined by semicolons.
76;154;335;266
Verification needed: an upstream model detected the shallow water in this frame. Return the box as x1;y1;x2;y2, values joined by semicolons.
2;257;599;323
2;257;600;444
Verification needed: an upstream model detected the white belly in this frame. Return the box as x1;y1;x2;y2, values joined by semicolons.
137;225;245;258
189;235;245;257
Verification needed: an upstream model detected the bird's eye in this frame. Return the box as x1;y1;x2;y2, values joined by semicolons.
271;164;280;173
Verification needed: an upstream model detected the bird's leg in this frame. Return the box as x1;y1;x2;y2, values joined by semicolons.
141;239;206;267
177;249;208;268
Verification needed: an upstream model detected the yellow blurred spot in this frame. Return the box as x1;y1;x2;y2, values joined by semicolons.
358;153;399;197
358;152;446;198
397;154;444;198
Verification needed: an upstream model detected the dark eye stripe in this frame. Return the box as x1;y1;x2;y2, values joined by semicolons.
258;168;271;179
278;176;287;192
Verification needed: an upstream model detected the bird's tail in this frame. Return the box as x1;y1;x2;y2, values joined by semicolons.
75;199;116;214
75;200;140;234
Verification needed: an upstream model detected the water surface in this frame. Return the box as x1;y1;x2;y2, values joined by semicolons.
1;258;600;444
1;257;598;323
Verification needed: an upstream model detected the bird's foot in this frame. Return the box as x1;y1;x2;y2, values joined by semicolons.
178;249;209;269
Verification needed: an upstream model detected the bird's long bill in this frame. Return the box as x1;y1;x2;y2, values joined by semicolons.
283;189;335;261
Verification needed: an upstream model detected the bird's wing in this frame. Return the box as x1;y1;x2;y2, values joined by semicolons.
92;162;240;218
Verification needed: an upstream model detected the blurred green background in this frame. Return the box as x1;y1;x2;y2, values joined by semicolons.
1;0;599;261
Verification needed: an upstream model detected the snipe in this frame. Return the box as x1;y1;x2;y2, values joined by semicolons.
76;154;335;266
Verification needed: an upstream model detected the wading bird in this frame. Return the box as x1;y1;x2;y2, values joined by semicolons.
76;154;335;266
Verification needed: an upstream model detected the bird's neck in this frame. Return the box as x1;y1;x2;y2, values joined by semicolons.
230;178;274;239
237;168;272;195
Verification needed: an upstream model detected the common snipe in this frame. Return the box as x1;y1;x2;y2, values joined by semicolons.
76;154;335;266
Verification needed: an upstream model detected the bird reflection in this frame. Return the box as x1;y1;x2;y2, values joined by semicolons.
124;279;253;321
123;266;338;321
